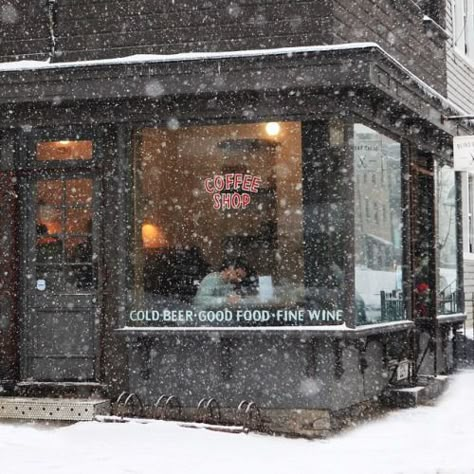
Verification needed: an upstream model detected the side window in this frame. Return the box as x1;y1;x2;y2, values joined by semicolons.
452;0;474;60
354;124;403;325
438;165;459;314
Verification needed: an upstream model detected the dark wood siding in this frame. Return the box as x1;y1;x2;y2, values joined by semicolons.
0;0;50;61
0;0;333;61
55;0;332;59
332;0;447;94
0;0;447;97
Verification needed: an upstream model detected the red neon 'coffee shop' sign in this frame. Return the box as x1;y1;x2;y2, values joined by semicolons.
204;173;262;210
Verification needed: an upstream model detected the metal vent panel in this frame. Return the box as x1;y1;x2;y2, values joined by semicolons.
0;397;110;421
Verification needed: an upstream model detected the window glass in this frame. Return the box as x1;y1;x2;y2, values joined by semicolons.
35;178;95;291
438;165;459;314
354;124;404;324
37;140;92;161
131;121;347;327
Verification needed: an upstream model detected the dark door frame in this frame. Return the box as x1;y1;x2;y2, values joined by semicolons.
17;127;104;382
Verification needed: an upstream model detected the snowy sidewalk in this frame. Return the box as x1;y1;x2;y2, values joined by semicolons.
1;370;474;474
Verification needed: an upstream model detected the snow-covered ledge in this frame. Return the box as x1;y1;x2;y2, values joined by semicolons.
0;41;467;119
0;42;384;72
116;320;414;338
437;313;466;324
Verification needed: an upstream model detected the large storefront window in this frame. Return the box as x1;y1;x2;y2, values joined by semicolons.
130;121;351;327
437;165;459;314
132;122;309;326
353;124;404;324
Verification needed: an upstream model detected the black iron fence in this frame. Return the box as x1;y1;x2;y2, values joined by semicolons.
438;281;459;315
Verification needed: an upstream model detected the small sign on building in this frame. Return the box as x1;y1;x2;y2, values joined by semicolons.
453;136;474;170
396;359;410;382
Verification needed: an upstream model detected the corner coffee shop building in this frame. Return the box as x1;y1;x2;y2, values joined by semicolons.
0;36;467;433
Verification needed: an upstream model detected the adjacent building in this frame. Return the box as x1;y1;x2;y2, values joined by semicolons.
446;0;474;331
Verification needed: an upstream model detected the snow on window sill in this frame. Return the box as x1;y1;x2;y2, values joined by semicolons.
437;313;466;323
116;320;414;337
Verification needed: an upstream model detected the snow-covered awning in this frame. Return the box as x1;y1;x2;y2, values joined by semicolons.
0;42;465;135
0;42;464;116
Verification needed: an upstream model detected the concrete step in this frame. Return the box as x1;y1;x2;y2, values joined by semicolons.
14;381;106;399
0;397;110;421
382;375;449;408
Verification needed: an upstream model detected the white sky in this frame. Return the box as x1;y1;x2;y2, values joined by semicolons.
1;369;473;474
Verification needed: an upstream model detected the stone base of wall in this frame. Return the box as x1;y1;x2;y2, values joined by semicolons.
118;404;376;438
112;374;450;437
261;409;332;438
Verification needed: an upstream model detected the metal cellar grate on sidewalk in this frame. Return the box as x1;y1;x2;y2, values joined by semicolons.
0;397;110;421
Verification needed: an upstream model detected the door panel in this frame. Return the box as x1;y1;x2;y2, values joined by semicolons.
28;358;95;382
23;174;99;381
30;311;94;355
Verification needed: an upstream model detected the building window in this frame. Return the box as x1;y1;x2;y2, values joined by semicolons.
373;202;379;224
36;140;93;161
452;0;474;61
354;124;403;325
438;165;459;314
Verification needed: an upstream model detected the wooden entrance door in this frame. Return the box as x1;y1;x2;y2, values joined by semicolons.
21;138;101;381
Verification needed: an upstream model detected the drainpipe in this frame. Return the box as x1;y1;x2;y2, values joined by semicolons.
46;0;58;61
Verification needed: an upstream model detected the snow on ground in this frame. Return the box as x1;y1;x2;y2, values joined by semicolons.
1;370;474;474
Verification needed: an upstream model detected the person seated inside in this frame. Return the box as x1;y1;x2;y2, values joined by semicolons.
194;258;257;307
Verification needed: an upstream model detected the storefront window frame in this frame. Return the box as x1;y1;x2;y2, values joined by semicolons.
436;160;464;316
349;117;411;326
125;115;416;329
126;116;363;328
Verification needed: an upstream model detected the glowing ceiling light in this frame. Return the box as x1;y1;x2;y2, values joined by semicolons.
265;122;281;136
